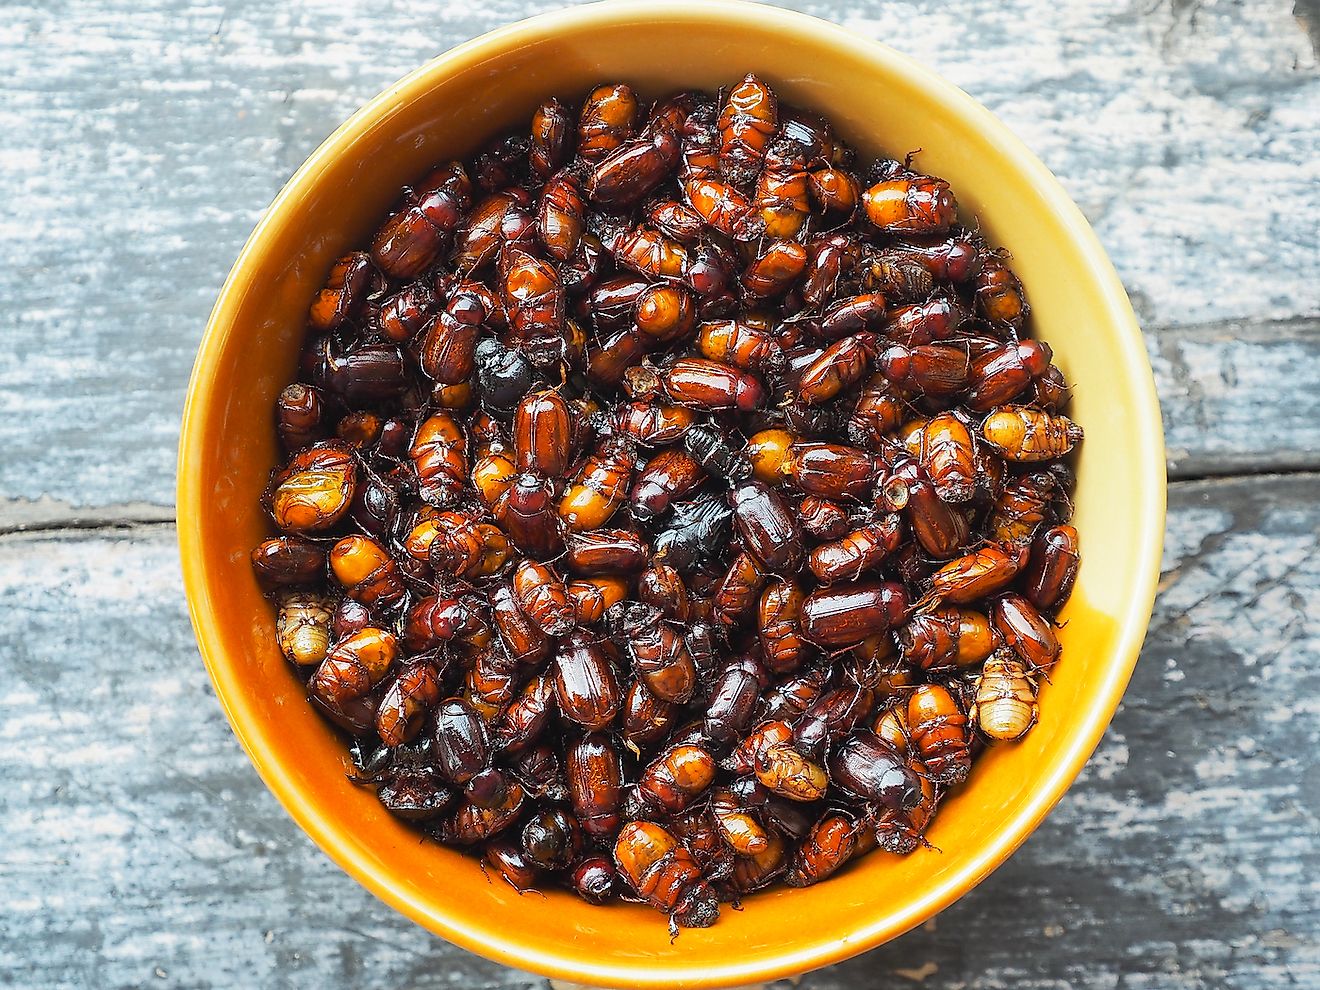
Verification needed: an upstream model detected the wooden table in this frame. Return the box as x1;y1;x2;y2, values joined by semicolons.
2;1;1317;986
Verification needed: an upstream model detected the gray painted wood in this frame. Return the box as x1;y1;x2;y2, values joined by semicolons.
1;0;1318;986
0;0;1316;513
1;475;1317;988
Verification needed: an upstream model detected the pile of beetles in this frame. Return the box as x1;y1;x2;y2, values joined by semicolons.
251;75;1083;933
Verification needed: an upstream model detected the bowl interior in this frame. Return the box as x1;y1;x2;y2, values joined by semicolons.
179;4;1164;987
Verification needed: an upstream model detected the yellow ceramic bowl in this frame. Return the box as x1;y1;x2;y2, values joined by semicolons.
178;2;1165;986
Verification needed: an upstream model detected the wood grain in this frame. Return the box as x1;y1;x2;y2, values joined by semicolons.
0;0;1315;513
1;475;1316;988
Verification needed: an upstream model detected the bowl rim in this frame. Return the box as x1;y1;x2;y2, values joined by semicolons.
178;1;1167;985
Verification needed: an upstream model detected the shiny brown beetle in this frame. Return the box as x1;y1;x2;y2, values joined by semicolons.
567;575;629;626
567;733;624;837
566;528;649;575
755;158;811;239
493;471;564;559
792;496;844;543
874;768;938;855
879;456;969;559
992;593;1061;672
648;199;706;243
495;671;556;754
511;558;575;637
376;661;442;747
485;838;540;893
613;821;719;932
808;514;904;584
741;239;808;298
274;383;326;454
730;481;801;574
571;856;618;905
559;436;637;531
725;719;794;775
410;412;467;508
637;744;717;814
604;223;690;278
501;246;566;370
801;580;909;647
756;578;809;674
705;654;763;744
577;83;639;161
696;320;783;373
974;257;1028;328
623;679;680;749
757;665;830;723
614;400;697;447
753;743;828;801
878;342;972;396
512;389;572;476
638;561;691;623
452;188;530;273
612;601;698;704
713;549;767;627
829;729;921;808
371;163;473;278
981;407;1083;462
405;595;491;655
308;251;378;332
744;428;794;486
309;627;399;710
251;536;325;589
529;97;573;178
718;73;777;186
801;234;862;309
897;608;999;672
783;442;875;501
786;813;859;887
630;448;706;523
1024;524;1080;610
987;469;1060;547
965;339;1053;410
918;413;977;504
420;280;497;385
926;543;1027;605
537;172;587;262
797;334;876;407
266;441;357;534
861;173;956;234
661;357;765;412
685;177;763;240
633;284;696;344
554;631;622;730
710;787;770;855
488;586;549;670
906;684;972;786
729;831;787;894
793;682;875;759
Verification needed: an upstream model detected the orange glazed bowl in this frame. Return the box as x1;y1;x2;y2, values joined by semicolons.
178;2;1166;986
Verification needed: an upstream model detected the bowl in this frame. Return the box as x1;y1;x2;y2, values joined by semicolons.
178;2;1166;986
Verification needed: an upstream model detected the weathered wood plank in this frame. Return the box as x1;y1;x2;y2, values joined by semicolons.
0;0;1316;511
1;473;1315;988
1153;317;1320;478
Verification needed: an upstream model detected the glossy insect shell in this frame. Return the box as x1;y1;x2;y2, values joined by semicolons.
974;651;1039;741
801;581;909;647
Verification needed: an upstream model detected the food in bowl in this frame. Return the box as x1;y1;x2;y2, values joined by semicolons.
248;74;1083;933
